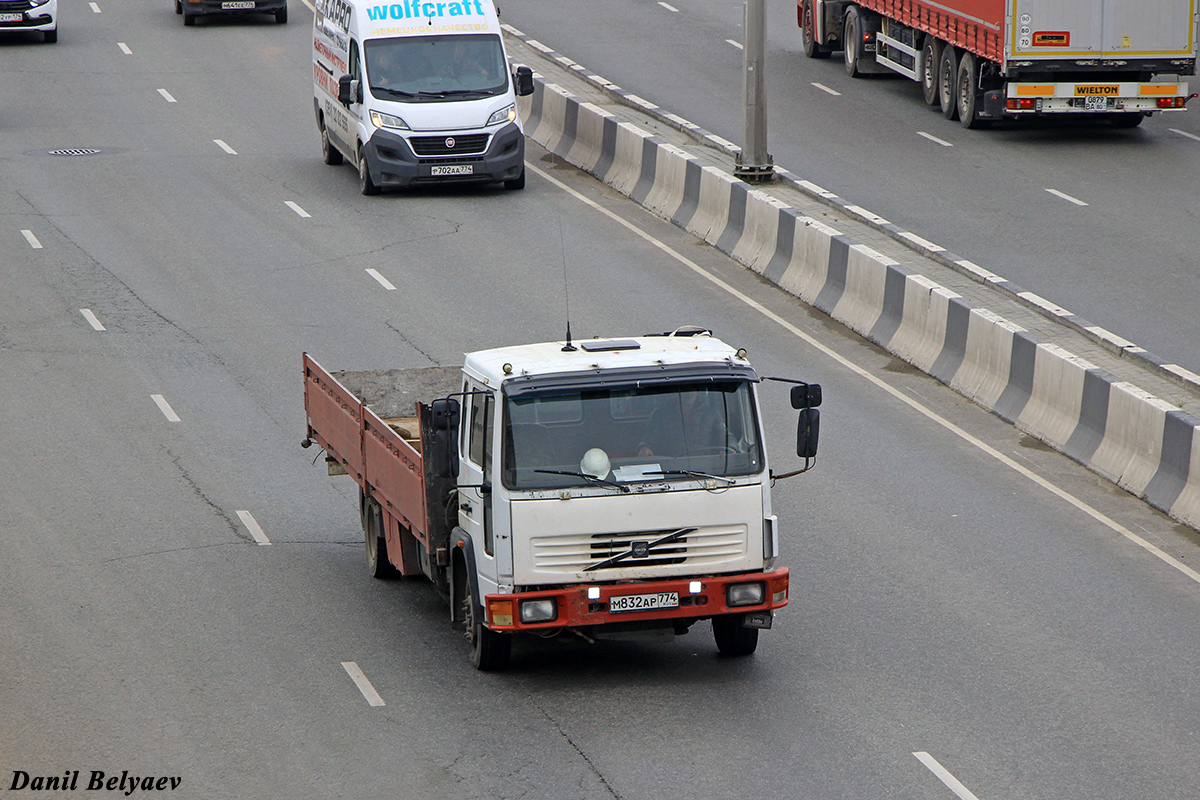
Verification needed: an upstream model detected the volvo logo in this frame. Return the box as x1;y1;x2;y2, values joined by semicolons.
445;137;455;148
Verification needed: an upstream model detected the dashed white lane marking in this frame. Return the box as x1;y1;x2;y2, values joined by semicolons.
21;230;42;249
341;662;386;706
918;131;954;147
236;510;271;546
1045;187;1088;206
158;89;177;103
726;39;743;49
285;201;311;218
657;1;678;10
213;139;237;155
151;394;181;422
812;82;841;96
913;753;982;800
529;160;1200;591
118;42;132;55
366;268;397;290
1170;128;1200;142
89;1;101;11
80;309;106;331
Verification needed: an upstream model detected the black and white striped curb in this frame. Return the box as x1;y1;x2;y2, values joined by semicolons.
514;67;1200;531
503;23;1200;397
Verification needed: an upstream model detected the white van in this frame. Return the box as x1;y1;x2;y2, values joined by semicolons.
313;0;533;194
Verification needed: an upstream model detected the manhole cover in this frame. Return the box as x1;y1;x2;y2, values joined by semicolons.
48;148;101;156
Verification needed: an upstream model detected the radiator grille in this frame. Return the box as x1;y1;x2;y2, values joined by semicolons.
409;134;489;157
531;526;747;573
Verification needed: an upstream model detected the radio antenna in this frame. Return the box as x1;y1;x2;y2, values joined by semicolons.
559;215;576;352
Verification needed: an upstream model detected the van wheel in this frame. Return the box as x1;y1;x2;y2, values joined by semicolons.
919;36;942;106
275;5;287;23
503;167;525;190
462;583;511;671
358;149;380;196
938;45;959;120
43;27;57;42
320;121;343;165
713;614;759;656
183;12;195;25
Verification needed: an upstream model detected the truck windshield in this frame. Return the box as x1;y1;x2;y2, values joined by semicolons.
365;34;508;100
502;380;763;490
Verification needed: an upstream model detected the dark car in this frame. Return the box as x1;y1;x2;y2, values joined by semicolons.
176;0;286;26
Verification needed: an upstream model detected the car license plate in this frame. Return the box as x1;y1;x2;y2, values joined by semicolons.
431;164;473;176
0;12;23;21
222;1;255;8
609;591;679;613
1084;95;1108;111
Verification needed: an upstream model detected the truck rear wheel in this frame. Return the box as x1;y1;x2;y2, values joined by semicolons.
956;52;987;129
713;613;759;656
363;499;396;579
463;583;511;671
937;45;959;120
842;8;865;78
801;0;832;59
919;36;942;106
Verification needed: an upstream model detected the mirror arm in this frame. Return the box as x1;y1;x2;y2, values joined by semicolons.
770;457;815;481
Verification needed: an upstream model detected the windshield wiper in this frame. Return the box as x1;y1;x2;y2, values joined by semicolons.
435;89;492;98
534;469;629;492
645;469;735;485
371;86;415;98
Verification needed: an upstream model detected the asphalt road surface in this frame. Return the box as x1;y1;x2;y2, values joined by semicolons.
2;3;1200;799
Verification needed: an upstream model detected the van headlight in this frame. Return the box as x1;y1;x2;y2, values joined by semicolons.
726;582;765;607
519;598;557;623
487;103;516;126
369;110;409;130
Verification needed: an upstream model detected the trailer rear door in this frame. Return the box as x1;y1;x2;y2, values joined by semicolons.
1011;0;1195;58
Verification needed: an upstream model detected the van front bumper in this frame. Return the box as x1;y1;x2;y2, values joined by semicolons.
364;122;525;187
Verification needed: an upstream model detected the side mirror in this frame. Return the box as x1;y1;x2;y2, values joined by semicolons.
430;398;461;480
337;75;361;106
797;408;820;459
790;382;822;409
514;65;534;97
431;397;460;431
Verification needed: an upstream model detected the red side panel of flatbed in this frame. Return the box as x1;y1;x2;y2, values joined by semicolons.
857;0;1006;63
302;353;430;544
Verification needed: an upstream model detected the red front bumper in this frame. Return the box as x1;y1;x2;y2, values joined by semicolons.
483;568;789;631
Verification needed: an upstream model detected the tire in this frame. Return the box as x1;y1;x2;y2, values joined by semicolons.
358;148;380;196
363;500;395;579
183;12;195;25
320;120;343;165
42;27;56;42
175;0;181;13
956;51;987;129
1111;113;1145;128
937;44;959;120
801;0;831;59
503;167;525;190
275;5;287;23
919;36;942;106
713;614;759;656
462;581;511;671
842;8;863;78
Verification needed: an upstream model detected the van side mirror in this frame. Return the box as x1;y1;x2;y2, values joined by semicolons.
790;382;822;409
514;65;534;97
797;408;820;459
337;74;360;106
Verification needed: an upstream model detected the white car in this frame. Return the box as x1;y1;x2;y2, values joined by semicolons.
0;0;56;43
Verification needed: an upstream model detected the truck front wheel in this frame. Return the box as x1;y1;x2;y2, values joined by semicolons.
713;614;759;656
463;584;511;671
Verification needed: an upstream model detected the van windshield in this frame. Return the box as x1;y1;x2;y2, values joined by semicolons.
502;380;764;491
365;34;508;100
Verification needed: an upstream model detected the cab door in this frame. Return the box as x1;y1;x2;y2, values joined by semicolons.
458;383;500;586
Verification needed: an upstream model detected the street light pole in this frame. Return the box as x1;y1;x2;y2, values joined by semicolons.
735;0;773;183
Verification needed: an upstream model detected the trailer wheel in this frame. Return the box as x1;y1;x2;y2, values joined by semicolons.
842;7;865;78
363;499;396;579
801;0;831;59
937;45;959;120
713;613;759;656
919;36;942;106
956;52;987;129
462;582;511;671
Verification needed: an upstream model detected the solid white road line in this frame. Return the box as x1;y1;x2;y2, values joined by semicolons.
657;1;678;10
21;230;43;249
213;139;237;155
158;89;177;103
913;753;982;800
80;309;106;331
726;39;744;49
1170;128;1200;142
341;662;386;706
528;161;1200;590
1045;188;1088;206
285;201;311;218
811;82;841;96
236;510;271;546
365;268;397;290
918;131;954;147
151;394;181;422
118;42;132;55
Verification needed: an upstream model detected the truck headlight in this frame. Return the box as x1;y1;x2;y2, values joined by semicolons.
519;598;557;623
726;582;765;607
487;103;516;126
369;110;409;130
